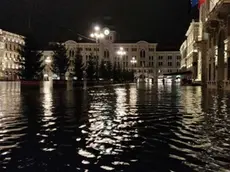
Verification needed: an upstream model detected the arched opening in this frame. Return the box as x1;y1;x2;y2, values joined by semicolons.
104;50;110;58
139;74;145;79
140;50;145;58
217;29;225;83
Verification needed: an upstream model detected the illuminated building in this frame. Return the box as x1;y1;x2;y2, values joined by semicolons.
0;29;24;80
199;0;230;89
180;20;200;82
43;30;181;82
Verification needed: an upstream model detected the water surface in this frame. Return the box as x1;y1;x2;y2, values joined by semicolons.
1;82;230;171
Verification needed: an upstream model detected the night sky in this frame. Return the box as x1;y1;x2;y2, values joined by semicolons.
0;0;198;48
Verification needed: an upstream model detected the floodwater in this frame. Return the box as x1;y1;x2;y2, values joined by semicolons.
0;82;230;172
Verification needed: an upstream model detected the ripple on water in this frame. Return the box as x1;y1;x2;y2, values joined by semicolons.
1;83;230;171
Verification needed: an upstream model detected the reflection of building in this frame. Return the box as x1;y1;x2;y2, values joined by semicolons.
43;31;181;81
0;29;24;80
180;20;200;82
199;0;230;89
41;51;53;80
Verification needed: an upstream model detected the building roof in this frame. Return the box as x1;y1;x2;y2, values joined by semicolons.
156;44;180;51
185;20;199;37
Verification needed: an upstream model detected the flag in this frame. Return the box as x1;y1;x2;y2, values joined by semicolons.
191;0;198;7
198;0;205;8
189;0;197;14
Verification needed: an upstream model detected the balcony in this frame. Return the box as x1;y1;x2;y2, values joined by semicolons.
205;0;230;23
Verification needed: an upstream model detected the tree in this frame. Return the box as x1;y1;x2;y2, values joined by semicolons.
86;55;96;80
99;60;106;79
105;61;113;80
130;70;135;81
17;35;44;80
112;63;117;81
116;63;122;81
113;62;122;82
95;57;99;80
52;43;69;80
74;48;84;81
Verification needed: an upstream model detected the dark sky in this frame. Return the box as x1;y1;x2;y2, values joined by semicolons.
0;0;198;48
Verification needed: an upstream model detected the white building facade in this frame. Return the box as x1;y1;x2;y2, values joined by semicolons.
180;20;200;82
0;29;24;80
198;0;230;89
43;31;181;82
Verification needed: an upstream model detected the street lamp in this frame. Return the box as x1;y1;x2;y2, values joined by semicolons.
90;25;110;80
117;47;127;70
90;25;110;43
130;56;137;66
130;57;137;81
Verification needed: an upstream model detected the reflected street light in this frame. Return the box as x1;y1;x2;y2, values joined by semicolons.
44;56;52;81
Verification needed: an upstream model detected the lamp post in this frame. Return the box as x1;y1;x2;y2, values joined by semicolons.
130;57;137;81
130;56;137;68
117;47;127;71
90;26;110;80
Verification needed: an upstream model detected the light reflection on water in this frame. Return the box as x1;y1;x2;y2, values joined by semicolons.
0;82;230;171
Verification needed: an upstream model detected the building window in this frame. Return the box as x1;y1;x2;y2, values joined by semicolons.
149;48;154;51
168;56;172;60
158;56;163;60
177;56;181;60
69;50;74;57
132;48;137;51
177;62;180;66
168;62;172;66
104;50;109;58
140;50;145;58
158;62;163;67
140;61;145;67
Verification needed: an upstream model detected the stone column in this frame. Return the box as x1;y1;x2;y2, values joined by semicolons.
201;41;208;86
224;39;229;81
